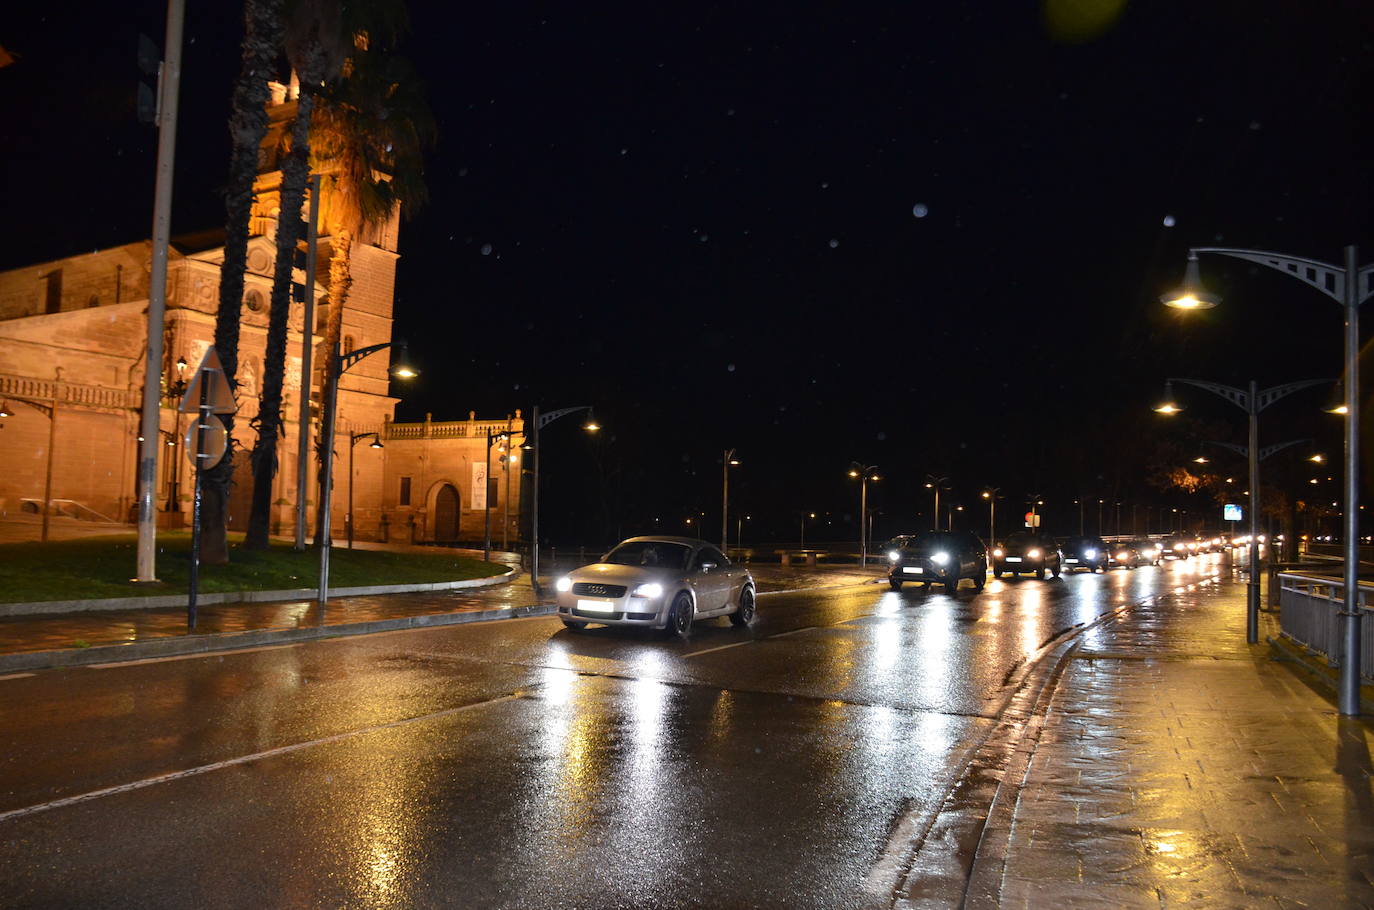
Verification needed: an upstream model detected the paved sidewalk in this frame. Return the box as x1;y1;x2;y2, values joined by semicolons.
973;581;1374;908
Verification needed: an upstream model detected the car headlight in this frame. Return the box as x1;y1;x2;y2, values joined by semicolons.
992;548;1003;557
1027;548;1041;559
555;576;573;592
931;551;950;565
1174;543;1185;551
1117;551;1128;560
888;550;900;563
1084;548;1097;559
631;582;664;599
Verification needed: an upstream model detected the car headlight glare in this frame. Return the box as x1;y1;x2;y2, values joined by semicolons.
555;576;573;593
631;582;664;599
888;550;900;563
931;551;950;565
1084;548;1097;559
1117;551;1129;560
992;548;1003;557
1028;548;1041;559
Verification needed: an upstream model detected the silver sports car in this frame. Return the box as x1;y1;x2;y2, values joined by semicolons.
554;536;756;637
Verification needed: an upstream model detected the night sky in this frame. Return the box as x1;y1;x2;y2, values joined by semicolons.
4;2;1372;545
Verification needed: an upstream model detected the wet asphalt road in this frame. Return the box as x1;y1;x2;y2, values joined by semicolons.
0;556;1231;909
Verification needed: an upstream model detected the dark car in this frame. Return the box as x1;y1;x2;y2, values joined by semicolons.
1061;536;1110;573
887;531;988;592
992;532;1063;579
1109;539;1157;568
1161;536;1195;559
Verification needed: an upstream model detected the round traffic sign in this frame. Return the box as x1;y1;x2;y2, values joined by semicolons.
184;413;228;469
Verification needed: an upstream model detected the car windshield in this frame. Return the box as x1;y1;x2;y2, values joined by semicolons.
1066;537;1102;548
906;532;957;548
603;540;692;570
1006;533;1043;545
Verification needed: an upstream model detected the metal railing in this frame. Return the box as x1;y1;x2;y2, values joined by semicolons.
1276;572;1374;681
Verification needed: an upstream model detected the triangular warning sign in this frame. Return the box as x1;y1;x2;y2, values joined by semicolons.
178;346;237;414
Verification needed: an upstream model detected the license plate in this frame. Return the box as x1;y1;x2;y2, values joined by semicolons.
1005;556;1022;562
903;566;923;574
577;600;614;613
1065;558;1078;563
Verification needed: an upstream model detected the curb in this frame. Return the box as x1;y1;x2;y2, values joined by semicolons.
0;569;518;617
0;601;558;673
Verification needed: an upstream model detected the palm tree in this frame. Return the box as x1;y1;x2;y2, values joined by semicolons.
309;46;433;544
203;0;286;564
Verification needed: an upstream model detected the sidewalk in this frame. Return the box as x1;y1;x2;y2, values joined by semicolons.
0;562;884;673
971;581;1374;908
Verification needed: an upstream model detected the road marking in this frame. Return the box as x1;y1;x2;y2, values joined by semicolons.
0;672;35;681
768;626;817;638
0;693;522;825
684;640;754;658
85;643;301;668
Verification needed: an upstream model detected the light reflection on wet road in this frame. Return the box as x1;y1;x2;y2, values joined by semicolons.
0;555;1232;908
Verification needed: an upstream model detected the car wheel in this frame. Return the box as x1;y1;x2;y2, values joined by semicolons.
561;620;588;632
1051;561;1061;578
730;587;756;626
1035;566;1045;580
667;593;694;640
889;579;903;591
973;564;986;590
946;575;960;593
993;566;1003;578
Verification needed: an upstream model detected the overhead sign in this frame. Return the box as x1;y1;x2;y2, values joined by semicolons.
184;413;228;469
178;346;237;415
1223;503;1243;522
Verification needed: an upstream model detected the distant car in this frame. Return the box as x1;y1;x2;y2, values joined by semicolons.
887;531;988;592
554;536;755;638
1160;536;1194;559
992;532;1063;579
1109;539;1159;568
1061;536;1110;573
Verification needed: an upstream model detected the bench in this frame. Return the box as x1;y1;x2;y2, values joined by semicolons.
775;549;828;567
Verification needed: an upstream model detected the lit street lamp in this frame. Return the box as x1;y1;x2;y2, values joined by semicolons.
528;405;599;593
982;489;1000;543
722;448;740;551
1154;376;1328;643
1164;245;1374;714
483;426;513;563
850;463;880;566
165;356;188;513
924;474;949;531
318;341;416;605
801;511;816;547
346;431;383;550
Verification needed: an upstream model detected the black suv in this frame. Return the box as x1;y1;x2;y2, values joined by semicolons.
1061;536;1110;573
888;531;988;593
992;532;1063;579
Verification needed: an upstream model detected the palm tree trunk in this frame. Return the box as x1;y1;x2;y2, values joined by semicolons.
245;43;323;549
312;226;353;543
206;0;285;562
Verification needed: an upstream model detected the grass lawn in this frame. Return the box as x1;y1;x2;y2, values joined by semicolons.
0;534;508;603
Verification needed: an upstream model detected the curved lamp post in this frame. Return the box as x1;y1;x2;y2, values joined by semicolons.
849;463;880;566
346;431;383;549
1163;245;1374;714
1154;377;1329;643
722;448;740;551
318;341;416;605
924;474;949;531
982;488;1000;543
529;405;599;593
483;426;513;563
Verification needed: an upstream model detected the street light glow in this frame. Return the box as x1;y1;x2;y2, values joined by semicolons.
1160;251;1219;310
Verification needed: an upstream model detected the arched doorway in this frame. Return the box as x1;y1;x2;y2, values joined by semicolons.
434;484;460;541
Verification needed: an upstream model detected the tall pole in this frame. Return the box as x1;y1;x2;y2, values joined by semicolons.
989;497;995;543
721;448;733;551
483;431;497;563
859;476;868;567
530;405;542;592
347;433;356;550
1340;245;1362;714
317;343;341;605
502;417;513;552
933;486;940;531
41;400;56;543
1078;500;1084;536
135;0;185;582
294;173;321;551
1246;382;1261;643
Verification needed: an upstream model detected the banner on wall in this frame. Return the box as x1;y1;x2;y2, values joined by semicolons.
472;462;488;511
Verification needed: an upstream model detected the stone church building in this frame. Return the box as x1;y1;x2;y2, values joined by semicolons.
0;83;523;546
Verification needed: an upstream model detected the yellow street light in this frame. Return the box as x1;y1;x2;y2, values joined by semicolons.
1160;251;1219;310
1153;381;1182;414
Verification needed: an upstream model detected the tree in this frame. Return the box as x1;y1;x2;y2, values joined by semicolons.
309;44;434;544
204;0;286;564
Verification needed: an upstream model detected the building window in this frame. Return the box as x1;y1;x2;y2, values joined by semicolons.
399;476;412;506
40;269;62;314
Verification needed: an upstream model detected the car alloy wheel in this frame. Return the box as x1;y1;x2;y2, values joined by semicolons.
889;579;904;591
730;587;756;626
973;564;986;590
668;593;694;640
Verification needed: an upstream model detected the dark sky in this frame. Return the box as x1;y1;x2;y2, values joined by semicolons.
3;2;1372;545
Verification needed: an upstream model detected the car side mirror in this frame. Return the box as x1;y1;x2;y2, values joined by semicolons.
700;562;716;572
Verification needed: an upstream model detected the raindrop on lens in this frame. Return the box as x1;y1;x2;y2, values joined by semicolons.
480;243;493;256
727;363;735;372
829;238;839;249
912;203;929;218
1162;214;1176;227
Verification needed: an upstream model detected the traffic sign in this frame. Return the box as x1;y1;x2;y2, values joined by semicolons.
1024;511;1041;527
184;413;227;469
178;346;236;415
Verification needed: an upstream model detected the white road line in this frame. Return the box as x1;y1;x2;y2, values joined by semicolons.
768;626;818;638
684;640;754;659
0;672;35;681
0;693;522;825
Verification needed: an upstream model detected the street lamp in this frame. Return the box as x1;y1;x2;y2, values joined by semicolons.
345;431;383;549
165;356;188;513
1072;498;1084;535
924;474;949;531
722;448;740;552
982;489;1000;543
1164;244;1374;714
850;463;879;566
0;397;56;541
951;504;964;531
801;511;816;547
1153;376;1328;643
528;405;599;593
483;426;513;563
318;341;416;605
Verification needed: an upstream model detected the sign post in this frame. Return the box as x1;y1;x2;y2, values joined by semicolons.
179;347;235;630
